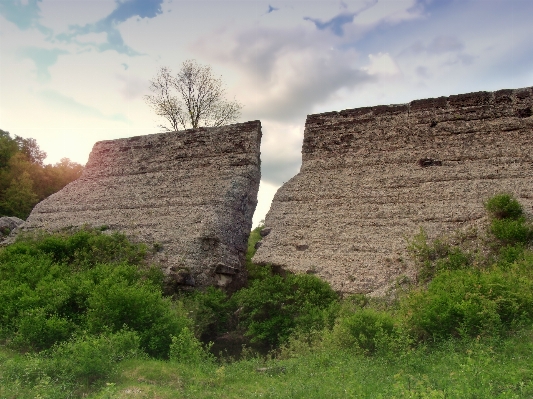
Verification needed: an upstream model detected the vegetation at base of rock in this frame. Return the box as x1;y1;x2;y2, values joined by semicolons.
233;273;338;346
484;193;524;220
0;228;189;358
1;193;533;398
0;129;84;219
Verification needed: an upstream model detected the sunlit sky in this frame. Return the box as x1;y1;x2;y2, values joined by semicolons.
1;0;532;225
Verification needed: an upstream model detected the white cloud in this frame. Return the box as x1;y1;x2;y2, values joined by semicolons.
195;25;372;122
364;52;401;76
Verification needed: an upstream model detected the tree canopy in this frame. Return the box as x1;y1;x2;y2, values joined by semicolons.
0;129;84;219
145;60;243;131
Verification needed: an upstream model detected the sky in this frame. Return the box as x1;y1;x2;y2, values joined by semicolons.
1;0;532;226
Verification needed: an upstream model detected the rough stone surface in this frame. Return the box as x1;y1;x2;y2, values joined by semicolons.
21;121;262;291
0;216;24;238
253;87;533;294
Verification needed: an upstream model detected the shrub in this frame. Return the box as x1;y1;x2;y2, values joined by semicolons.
44;330;142;386
408;229;472;283
403;265;533;341
484;193;523;220
490;217;531;245
0;228;185;358
12;308;76;351
85;265;190;358
1;330;142;393
181;286;236;338
169;326;213;364
11;227;147;269
233;273;338;346
245;223;273;280
327;308;401;355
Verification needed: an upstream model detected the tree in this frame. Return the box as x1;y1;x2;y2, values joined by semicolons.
15;136;47;166
144;60;243;131
0;171;39;219
0;129;84;219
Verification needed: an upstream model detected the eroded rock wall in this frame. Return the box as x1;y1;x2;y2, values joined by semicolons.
23;121;262;291
253;88;533;294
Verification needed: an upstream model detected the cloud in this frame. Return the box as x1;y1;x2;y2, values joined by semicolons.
265;5;279;15
195;26;373;123
304;0;378;37
0;0;52;35
259;121;304;186
116;73;148;100
56;0;164;56
400;35;475;68
408;0;456;15
38;89;132;123
405;36;464;55
122;63;129;70
364;52;401;76
17;47;69;82
262;158;301;186
106;0;164;22
416;65;429;78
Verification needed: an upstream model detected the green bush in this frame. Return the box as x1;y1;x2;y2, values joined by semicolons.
1;330;142;395
86;269;190;358
408;229;472;282
233;273;338;346
169;326;213;364
0;228;187;358
490;217;531;245
181;286;236;338
403;265;533;341
497;244;526;266
10;227;147;269
44;330;142;386
245;223;273;280
12;308;75;351
484;193;524;220
328;308;401;355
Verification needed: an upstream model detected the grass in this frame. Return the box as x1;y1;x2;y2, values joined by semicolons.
81;329;533;398
1;194;533;398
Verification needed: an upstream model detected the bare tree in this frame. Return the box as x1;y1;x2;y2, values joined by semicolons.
144;60;243;131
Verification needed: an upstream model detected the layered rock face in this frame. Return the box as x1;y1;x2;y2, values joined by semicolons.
253;87;533;294
23;121;262;291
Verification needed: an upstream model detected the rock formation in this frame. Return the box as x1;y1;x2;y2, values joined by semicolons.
253;87;533;294
0;216;24;239
21;121;262;291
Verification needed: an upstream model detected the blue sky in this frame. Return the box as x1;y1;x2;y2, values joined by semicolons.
1;0;532;225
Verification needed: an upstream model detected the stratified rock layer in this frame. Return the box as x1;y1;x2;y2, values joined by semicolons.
253;88;533;294
23;121;262;290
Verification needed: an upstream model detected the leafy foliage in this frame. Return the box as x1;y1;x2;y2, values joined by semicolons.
233;273;338;345
484;193;524;220
0;228;189;358
403;264;533;340
0;129;84;219
169;327;213;364
327;308;406;355
180;286;235;338
1;330;142;397
2;194;533;398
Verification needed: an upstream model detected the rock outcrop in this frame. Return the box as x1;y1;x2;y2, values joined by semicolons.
0;216;24;239
253;87;533;294
21;121;262;291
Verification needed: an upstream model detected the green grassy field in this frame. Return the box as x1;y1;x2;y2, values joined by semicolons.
1;193;533;398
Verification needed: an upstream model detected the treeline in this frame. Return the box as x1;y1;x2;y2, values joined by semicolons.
0;129;83;219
